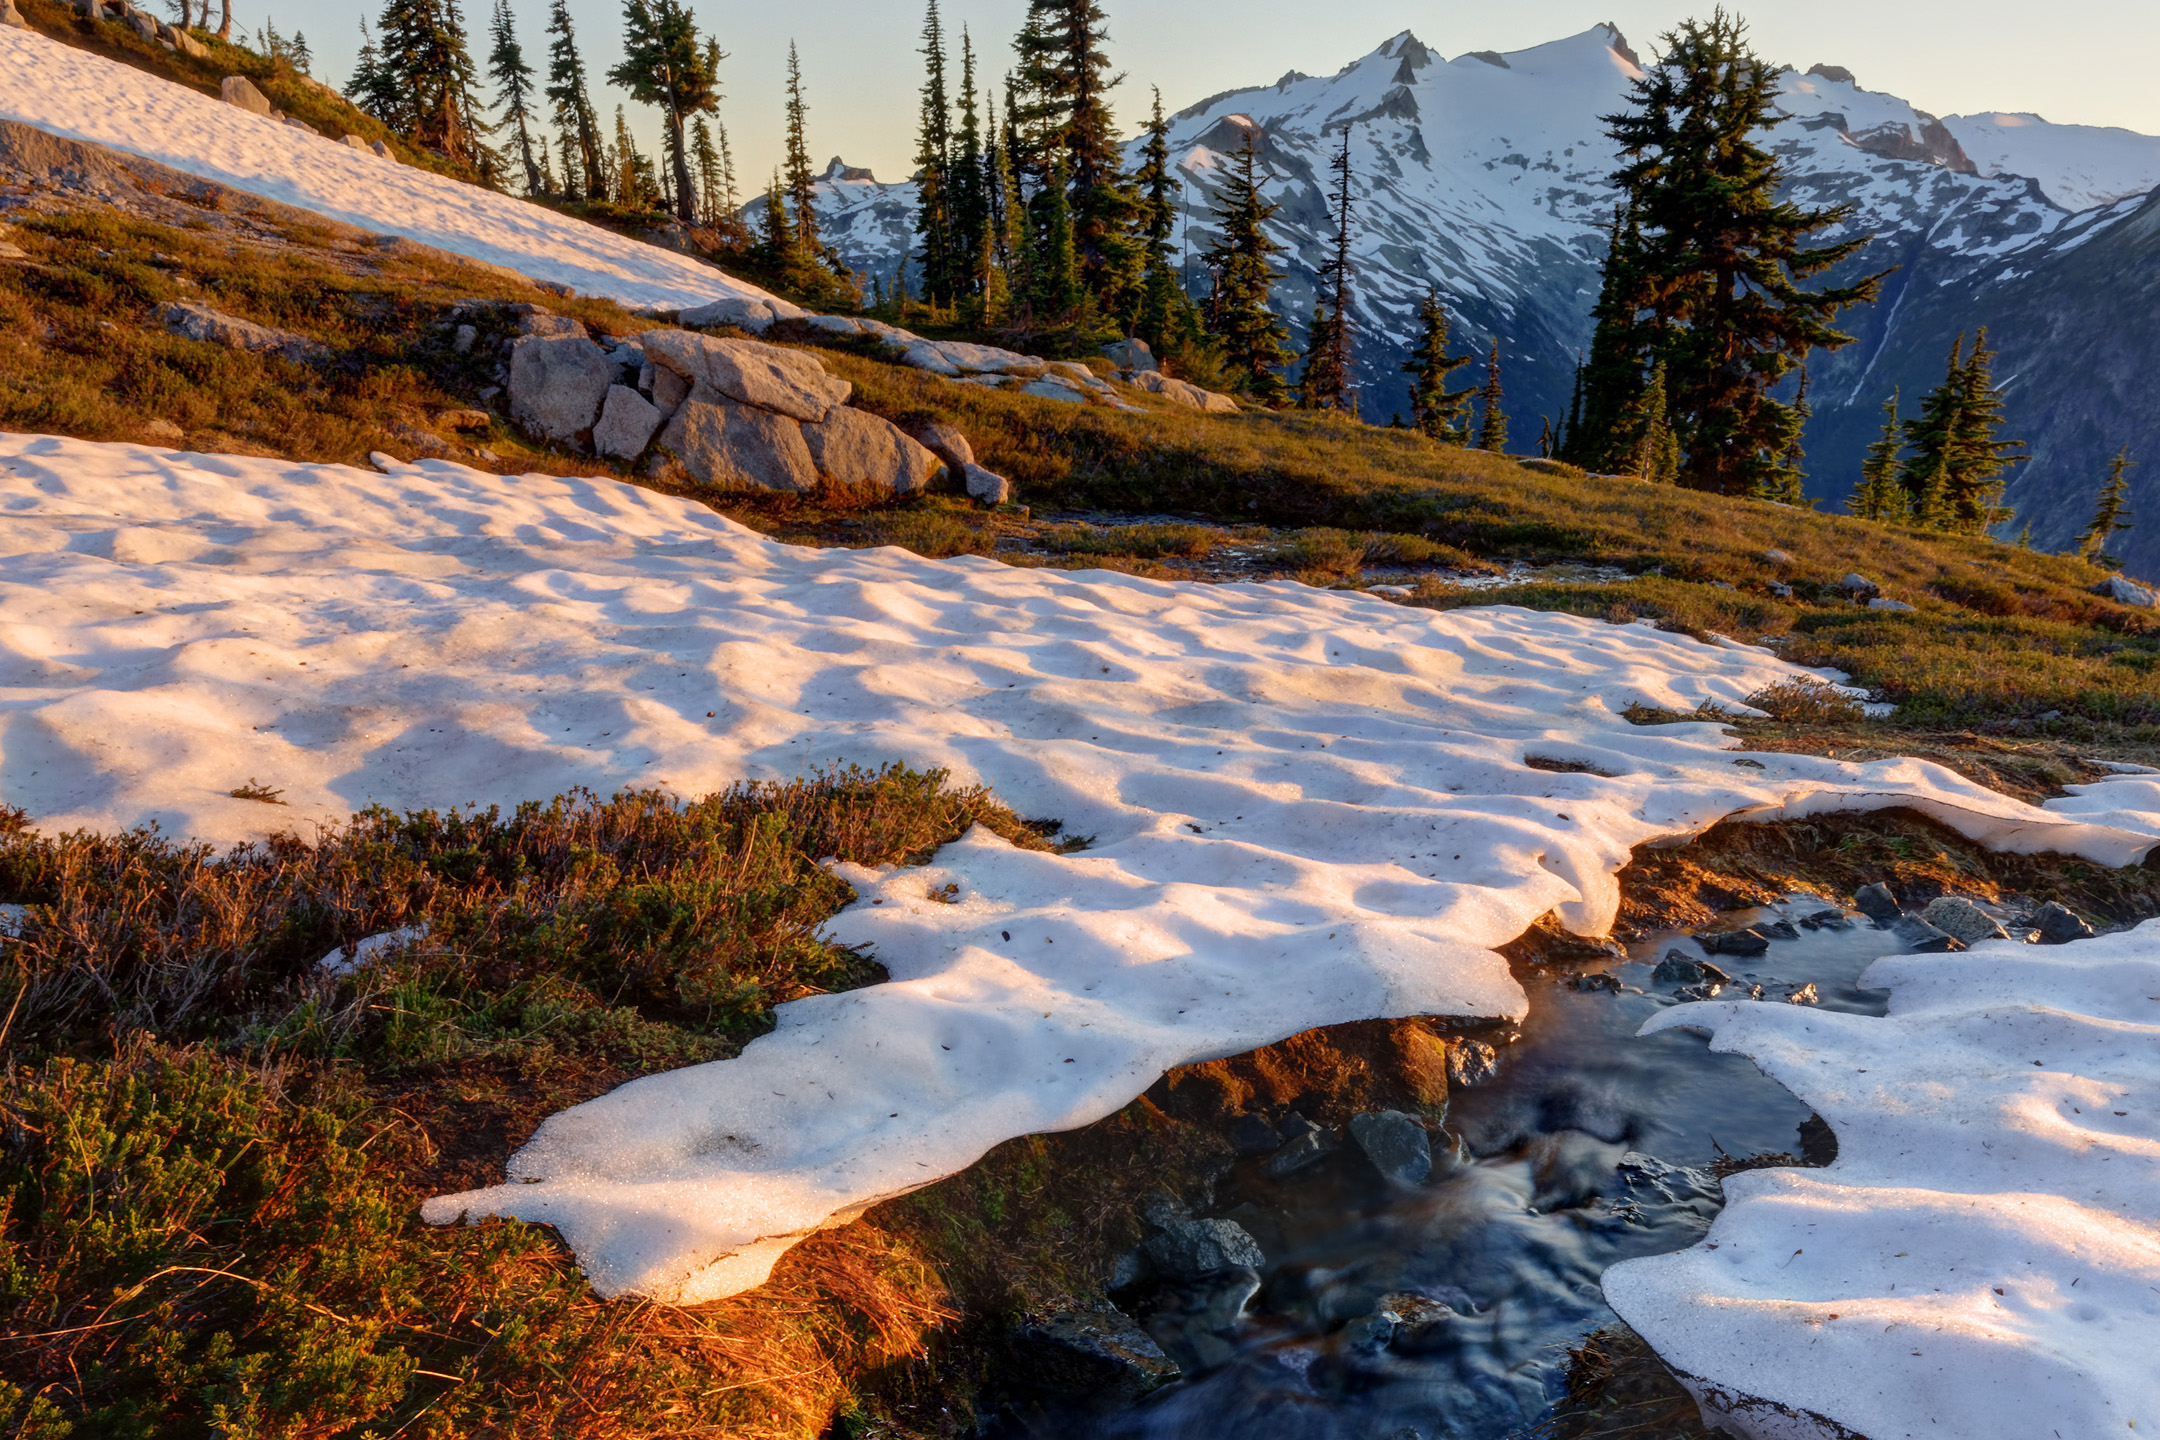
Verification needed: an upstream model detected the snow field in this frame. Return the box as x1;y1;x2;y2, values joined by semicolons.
1606;925;2160;1440
3;434;2153;1303
0;26;782;312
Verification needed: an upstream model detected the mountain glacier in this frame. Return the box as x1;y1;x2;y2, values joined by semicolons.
810;26;2160;574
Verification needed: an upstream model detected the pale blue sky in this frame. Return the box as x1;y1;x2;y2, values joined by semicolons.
268;1;2159;188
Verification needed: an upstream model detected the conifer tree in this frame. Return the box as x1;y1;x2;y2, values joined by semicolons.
2077;448;2137;565
1013;0;1143;321
1298;126;1358;414
912;1;956;305
1033;152;1083;320
544;0;604;201
1899;331;2022;533
486;0;544;196
1201;135;1290;406
349;18;407;128
1474;342;1508;452
1131;88;1198;356
950;33;989;310
783;42;822;255
377;0;484;167
609;0;722;225
691;115;723;222
759;170;792;262
1624;361;1680;483
1848;391;1907;521
1582;12;1884;493
290;30;312;71
1757;366;1811;504
1401;288;1474;443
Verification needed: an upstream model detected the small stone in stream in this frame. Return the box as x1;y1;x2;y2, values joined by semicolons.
1702;927;1771;957
1108;1245;1152;1292
1011;1306;1180;1400
1760;919;1799;940
1446;1039;1501;1088
1143;1218;1264;1281
1890;916;1962;953
1229;1113;1280;1156
1853;882;1902;922
2033;901;2096;945
1348;1111;1433;1186
1653;951;1730;985
1797;908;1851;930
1920;896;2011;945
1145;1267;1261;1374
1262;1128;1336;1178
1569;972;1622;993
1339;1309;1398;1360
1675;982;1724;1002
1785;982;1820;1005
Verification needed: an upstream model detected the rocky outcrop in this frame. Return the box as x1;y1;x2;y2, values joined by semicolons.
1102;337;1159;374
2093;574;2158;608
962;463;1013;506
220;77;274;118
650;389;819;493
0;0;29;30
1128;370;1241;414
593;385;663;461
907;421;974;473
801;407;941;494
639;329;849;422
154;302;325;363
508;334;612;446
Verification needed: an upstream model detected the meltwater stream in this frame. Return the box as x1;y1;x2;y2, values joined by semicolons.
1002;897;1940;1440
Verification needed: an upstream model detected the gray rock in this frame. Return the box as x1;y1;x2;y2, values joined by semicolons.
1146;1267;1261;1374
370;140;394;160
1769;581;1794;598
1143;1218;1265;1281
1348;1110;1433;1185
650;363;690;417
339;133;371;151
963;463;1013;506
508;334;612;446
282;116;319;135
509;304;586;340
2093;574;2158;608
1011;1306;1179;1400
1785;982;1820;1005
1021;376;1090;404
1836;572;1881;600
127;8;155;41
593;384;663;461
1891;916;1962;953
153;302;324;363
1763;549;1794;564
1262;1128;1336;1177
801;406;941;494
169;24;208;56
907;420;975;472
1920;896;2011;945
453;324;478;354
1652;951;1732;986
1446;1038;1500;1088
639;329;850;422
1;0;30;29
1701;926;1771;957
678;296;778;333
1229;1113;1280;1155
1102;336;1159;373
1127;368;1242;414
651;386;819;492
220;76;274;117
2034;901;2096;945
898;338;965;376
1675;981;1725;1002
1868;597;1916;613
1854;882;1901;922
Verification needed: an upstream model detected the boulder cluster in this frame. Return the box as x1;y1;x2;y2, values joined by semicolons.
212;70;392;156
62;0;207;55
504;311;969;498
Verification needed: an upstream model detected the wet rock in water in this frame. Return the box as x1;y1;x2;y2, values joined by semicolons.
1108;1244;1152;1292
1376;1291;1471;1355
1785;982;1820;1005
1920;896;2011;945
2033;901;2096;945
1338;1309;1397;1361
1653;951;1732;986
1348;1110;1433;1186
1891;915;1962;953
1760;918;1800;940
1797;908;1851;930
1262;1127;1336;1178
1143;1218;1265;1281
1144;1266;1262;1374
1446;1038;1501;1088
1701;926;1771;957
1675;981;1724;1002
1228;1112;1281;1155
1527;1130;1624;1211
1011;1305;1180;1400
1569;971;1622;992
1853;882;1902;922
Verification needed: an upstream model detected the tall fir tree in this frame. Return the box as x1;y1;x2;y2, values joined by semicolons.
1472;342;1509;452
1899;332;2021;533
2077;448;2136;565
1131;88;1198;356
1563;206;1649;470
782;42;823;256
609;0;722;225
1201;135;1291;406
1623;361;1680;483
1582;12;1884;494
912;1;956;305
1401;288;1475;443
349;18;408;129
1757;366;1811;504
290;30;312;71
691;116;724;223
1013;0;1143;323
950;33;990;310
544;0;604;201
1848;391;1907;521
759;169;792;263
1298;126;1358;414
486;0;544;196
377;0;485;167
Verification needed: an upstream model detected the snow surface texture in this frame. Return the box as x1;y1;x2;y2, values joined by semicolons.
4;431;2158;1305
1606;924;2160;1440
0;26;782;312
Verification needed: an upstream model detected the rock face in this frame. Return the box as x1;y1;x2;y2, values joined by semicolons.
639;330;849;422
508;335;612;445
164;23;208;57
220;77;274;118
651;388;819;492
0;0;29;30
801;407;940;493
154;302;323;363
509;304;587;340
678;296;782;333
592;385;662;461
1853;882;1901;921
1348;1110;1433;1185
1446;1038;1501;1088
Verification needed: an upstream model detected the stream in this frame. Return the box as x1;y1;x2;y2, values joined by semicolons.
998;895;1939;1440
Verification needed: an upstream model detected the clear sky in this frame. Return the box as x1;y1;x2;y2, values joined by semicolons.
269;1;2160;188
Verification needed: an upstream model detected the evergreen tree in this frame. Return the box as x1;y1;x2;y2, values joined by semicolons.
537;134;557;193
1032;151;1083;320
759;170;792;263
1298;126;1358;414
486;0;544;196
1581;12;1885;493
912;1;956;305
349;18;407;128
996;92;1033;313
1401;288;1474;443
1848;390;1907;521
1564;206;1650;470
377;0;484;167
1474;342;1508;452
544;0;604;201
1623;361;1680;483
1201;135;1290;406
1013;0;1143;321
1899;332;2022;533
1757;366;1810;504
950;32;990;311
290;30;312;71
609;0;722;225
1131;88;1198;355
2077;448;2137;566
691;115;724;222
782;42;822;255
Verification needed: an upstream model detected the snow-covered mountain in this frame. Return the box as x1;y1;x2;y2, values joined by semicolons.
815;26;2160;573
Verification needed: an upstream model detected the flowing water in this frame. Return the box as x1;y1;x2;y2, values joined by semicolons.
1002;897;1939;1440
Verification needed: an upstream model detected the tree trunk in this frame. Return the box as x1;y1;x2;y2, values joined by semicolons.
215;0;229;41
669;111;694;226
